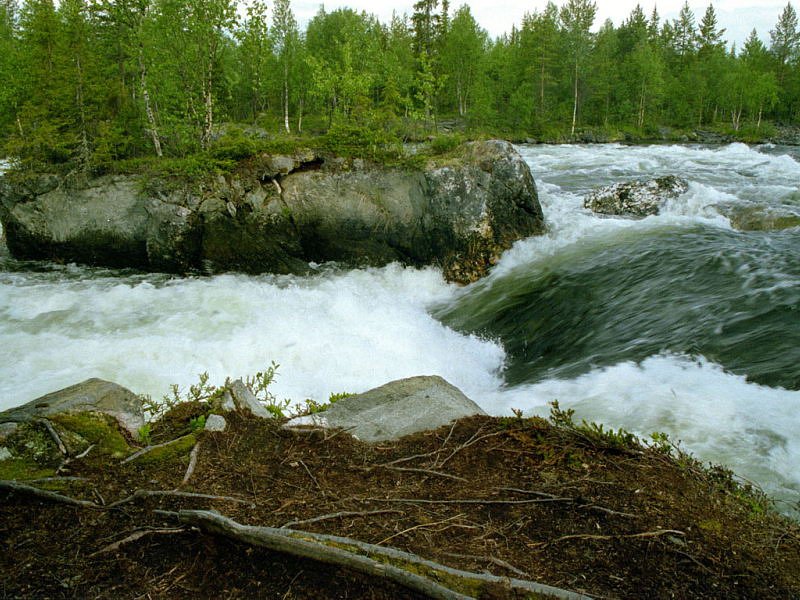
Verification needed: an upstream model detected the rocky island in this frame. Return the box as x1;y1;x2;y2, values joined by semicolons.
0;140;544;284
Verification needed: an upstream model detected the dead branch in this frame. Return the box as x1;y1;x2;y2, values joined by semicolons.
532;529;686;548
578;504;638;519
280;510;402;529
121;434;195;464
0;480;101;509
383;466;467;482
365;496;573;506
38;418;67;456
376;513;466;546
89;527;189;557
181;443;201;486
442;552;531;579
164;509;592;600
297;460;322;492
435;429;507;468
106;489;255;509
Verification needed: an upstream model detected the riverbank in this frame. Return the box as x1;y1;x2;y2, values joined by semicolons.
2;395;799;599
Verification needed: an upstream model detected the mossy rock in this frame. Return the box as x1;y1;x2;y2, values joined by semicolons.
4;422;61;464
49;412;131;459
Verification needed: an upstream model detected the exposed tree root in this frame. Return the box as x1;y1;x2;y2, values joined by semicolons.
163;508;593;600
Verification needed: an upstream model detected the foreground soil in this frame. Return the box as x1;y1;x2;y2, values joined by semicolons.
2;405;799;599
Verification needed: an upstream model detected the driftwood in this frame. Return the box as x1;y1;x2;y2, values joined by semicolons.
165;509;593;600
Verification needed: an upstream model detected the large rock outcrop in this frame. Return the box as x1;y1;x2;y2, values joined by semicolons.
0;140;544;283
584;175;689;217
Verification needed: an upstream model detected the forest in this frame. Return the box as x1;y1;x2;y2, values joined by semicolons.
0;0;798;172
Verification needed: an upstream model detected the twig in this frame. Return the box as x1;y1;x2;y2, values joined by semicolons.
121;434;195;464
280;510;402;529
106;489;255;509
297;460;321;492
376;514;466;546
89;527;189;557
531;529;685;548
498;487;565;500
365;496;573;506
578;504;637;519
435;429;507;468
181;443;201;486
75;444;95;459
38;419;67;456
0;480;100;509
442;552;531;579
383;466;467;482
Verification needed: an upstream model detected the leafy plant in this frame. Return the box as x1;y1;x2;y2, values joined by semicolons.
189;415;207;432
137;423;152;446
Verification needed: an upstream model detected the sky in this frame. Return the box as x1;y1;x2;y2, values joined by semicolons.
288;0;788;48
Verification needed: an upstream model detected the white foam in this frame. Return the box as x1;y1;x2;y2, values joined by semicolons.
481;354;800;506
0;264;505;410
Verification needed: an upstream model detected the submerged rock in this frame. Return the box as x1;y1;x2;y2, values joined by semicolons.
0;141;544;284
584;175;689;217
721;204;800;231
285;375;486;442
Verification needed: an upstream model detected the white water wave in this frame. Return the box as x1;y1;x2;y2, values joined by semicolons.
0;264;505;410
482;354;800;509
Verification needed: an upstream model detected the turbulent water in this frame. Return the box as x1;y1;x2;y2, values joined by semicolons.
1;143;798;511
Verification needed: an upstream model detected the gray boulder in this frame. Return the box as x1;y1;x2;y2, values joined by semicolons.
219;379;271;418
0;141;544;284
204;414;227;432
0;378;144;439
584;175;689;217
285;375;486;442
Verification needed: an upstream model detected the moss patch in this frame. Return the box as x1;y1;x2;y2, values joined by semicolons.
131;433;197;465
49;412;131;459
0;458;55;480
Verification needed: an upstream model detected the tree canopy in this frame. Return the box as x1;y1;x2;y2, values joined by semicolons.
2;0;797;170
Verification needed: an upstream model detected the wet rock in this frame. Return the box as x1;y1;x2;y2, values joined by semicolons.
584;175;689;217
285;375;486;443
721;204;800;231
0;141;544;284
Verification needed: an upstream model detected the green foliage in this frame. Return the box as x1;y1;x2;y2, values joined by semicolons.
4;0;798;169
141;370;224;420
137;423;152;446
189;415;207;432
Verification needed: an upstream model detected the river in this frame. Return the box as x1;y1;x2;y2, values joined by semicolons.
1;143;798;512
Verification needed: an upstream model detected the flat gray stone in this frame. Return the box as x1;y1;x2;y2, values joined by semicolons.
204;414;227;432
0;447;12;461
286;375;486;443
0;378;144;438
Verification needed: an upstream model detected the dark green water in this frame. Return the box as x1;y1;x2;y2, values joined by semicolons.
435;224;800;390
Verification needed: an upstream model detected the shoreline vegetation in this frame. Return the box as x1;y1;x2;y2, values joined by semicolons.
3;0;800;177
1;372;799;598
